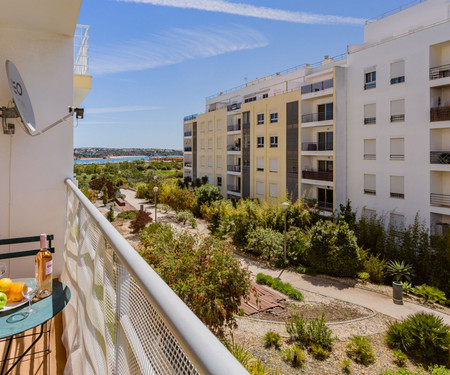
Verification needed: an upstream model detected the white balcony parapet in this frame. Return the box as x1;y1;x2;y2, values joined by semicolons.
74;25;89;76
62;178;248;375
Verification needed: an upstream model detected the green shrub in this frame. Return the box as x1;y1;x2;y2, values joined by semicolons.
412;284;447;305
286;313;333;350
386;312;450;364
378;366;450;375
188;217;197;229
176;210;194;225
129;210;152;233
402;281;413;294
357;272;370;281
283;346;305;368
307;220;362;277
392;349;407;367
310;344;329;360
341;358;351;374
247;227;283;261
106;205;115;222
286;227;309;266
264;331;282;349
256;274;303;301
192;184;222;216
157;203;171;214
346;335;375;366
363;253;387;284
117;210;137;220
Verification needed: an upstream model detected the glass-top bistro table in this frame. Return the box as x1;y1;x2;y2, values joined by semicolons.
0;280;71;374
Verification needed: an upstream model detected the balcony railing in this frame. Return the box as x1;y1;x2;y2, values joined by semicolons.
391;114;405;122
74;25;89;75
227;145;241;152
430;64;450;80
390;76;405;84
390;154;404;160
364;189;376;195
430;151;450;164
63;179;246;375
431;106;450;122
184;162;192;167
430;193;450;208
184;131;192;137
184;146;192;152
364;82;376;90
301;112;333;123
302;170;333;181
227;124;241;132
364;117;376;125
301;79;333;94
301;142;333;151
227;103;241;112
227;184;241;193
227;165;241;172
306;199;333;211
390;192;405;199
184;114;197;122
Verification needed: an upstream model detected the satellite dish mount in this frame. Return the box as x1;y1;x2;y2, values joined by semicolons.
1;60;84;136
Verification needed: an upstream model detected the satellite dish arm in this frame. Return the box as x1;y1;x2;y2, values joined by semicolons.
26;107;84;137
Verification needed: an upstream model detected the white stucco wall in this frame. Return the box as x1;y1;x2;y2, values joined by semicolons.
0;26;74;278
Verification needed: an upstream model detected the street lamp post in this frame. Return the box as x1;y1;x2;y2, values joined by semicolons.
277;202;290;279
153;186;158;223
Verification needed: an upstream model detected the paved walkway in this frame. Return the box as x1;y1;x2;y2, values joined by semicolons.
239;256;450;325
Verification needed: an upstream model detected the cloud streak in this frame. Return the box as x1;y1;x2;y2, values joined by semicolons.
119;0;365;25
91;25;268;75
86;105;161;114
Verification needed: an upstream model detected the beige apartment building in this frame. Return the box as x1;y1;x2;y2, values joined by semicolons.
184;0;450;231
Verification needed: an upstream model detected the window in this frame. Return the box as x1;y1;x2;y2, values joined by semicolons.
257;136;264;148
318;188;333;210
217;156;222;168
208;121;213;131
269;159;278;173
244;96;256;103
390;61;405;84
257;113;264;125
270;112;278;123
217;120;222;131
257;157;264;171
217;176;222;187
217;137;222;149
364;103;376;124
256;181;264;195
270;136;278;148
262;93;268;99
208;174;213;184
318;160;333;172
390;213;405;232
200;122;205;132
200;139;205;149
364;139;376;160
208;138;213;149
208;156;213;167
362;208;376;220
390;138;405;160
390;99;405;122
318;132;333;151
390;176;405;199
364;174;376;195
364;71;376;90
269;184;278;198
200;156;205;167
318;103;333;121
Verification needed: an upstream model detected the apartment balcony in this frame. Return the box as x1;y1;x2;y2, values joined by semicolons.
301;79;333;99
431;193;450;208
227;144;241;153
306;199;333;211
227;103;241;112
227;124;241;133
227;165;241;173
431;106;450;122
301;142;333;156
183;114;197;122
430;64;450;80
184;146;192;152
184;162;192;168
227;184;241;193
73;25;92;107
391;114;405;122
184;131;192;137
430;151;450;164
301;112;333;124
302;170;333;182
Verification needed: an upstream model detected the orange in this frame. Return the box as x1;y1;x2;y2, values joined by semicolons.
0;278;12;293
7;282;26;302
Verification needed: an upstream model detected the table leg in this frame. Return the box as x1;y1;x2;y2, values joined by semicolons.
0;336;13;375
2;323;45;375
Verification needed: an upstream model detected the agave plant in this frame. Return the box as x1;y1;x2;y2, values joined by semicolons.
386;260;414;282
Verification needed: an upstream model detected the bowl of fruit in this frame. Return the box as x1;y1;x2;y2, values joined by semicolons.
0;277;28;312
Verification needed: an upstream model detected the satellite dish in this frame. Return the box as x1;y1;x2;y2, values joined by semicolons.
3;60;84;136
5;60;37;135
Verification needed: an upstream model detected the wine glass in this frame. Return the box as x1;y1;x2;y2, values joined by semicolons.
0;263;6;279
22;278;38;314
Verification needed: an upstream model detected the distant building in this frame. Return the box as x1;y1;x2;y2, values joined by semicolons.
183;0;450;232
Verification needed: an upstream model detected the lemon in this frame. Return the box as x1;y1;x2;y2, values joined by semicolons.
0;278;12;293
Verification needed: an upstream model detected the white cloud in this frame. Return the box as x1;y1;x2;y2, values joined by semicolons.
86;105;162;114
118;0;365;25
90;25;268;75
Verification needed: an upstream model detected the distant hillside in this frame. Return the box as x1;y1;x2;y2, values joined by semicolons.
74;147;182;159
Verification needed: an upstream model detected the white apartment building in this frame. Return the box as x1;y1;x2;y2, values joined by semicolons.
183;0;450;232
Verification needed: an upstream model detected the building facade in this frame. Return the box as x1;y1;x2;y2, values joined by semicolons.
183;0;450;231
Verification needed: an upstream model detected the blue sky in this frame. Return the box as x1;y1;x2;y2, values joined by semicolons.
75;0;411;149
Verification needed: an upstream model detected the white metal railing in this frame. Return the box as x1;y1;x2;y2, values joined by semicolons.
61;178;247;375
74;25;90;75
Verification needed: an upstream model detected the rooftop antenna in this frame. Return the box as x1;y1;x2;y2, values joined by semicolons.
1;60;84;136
